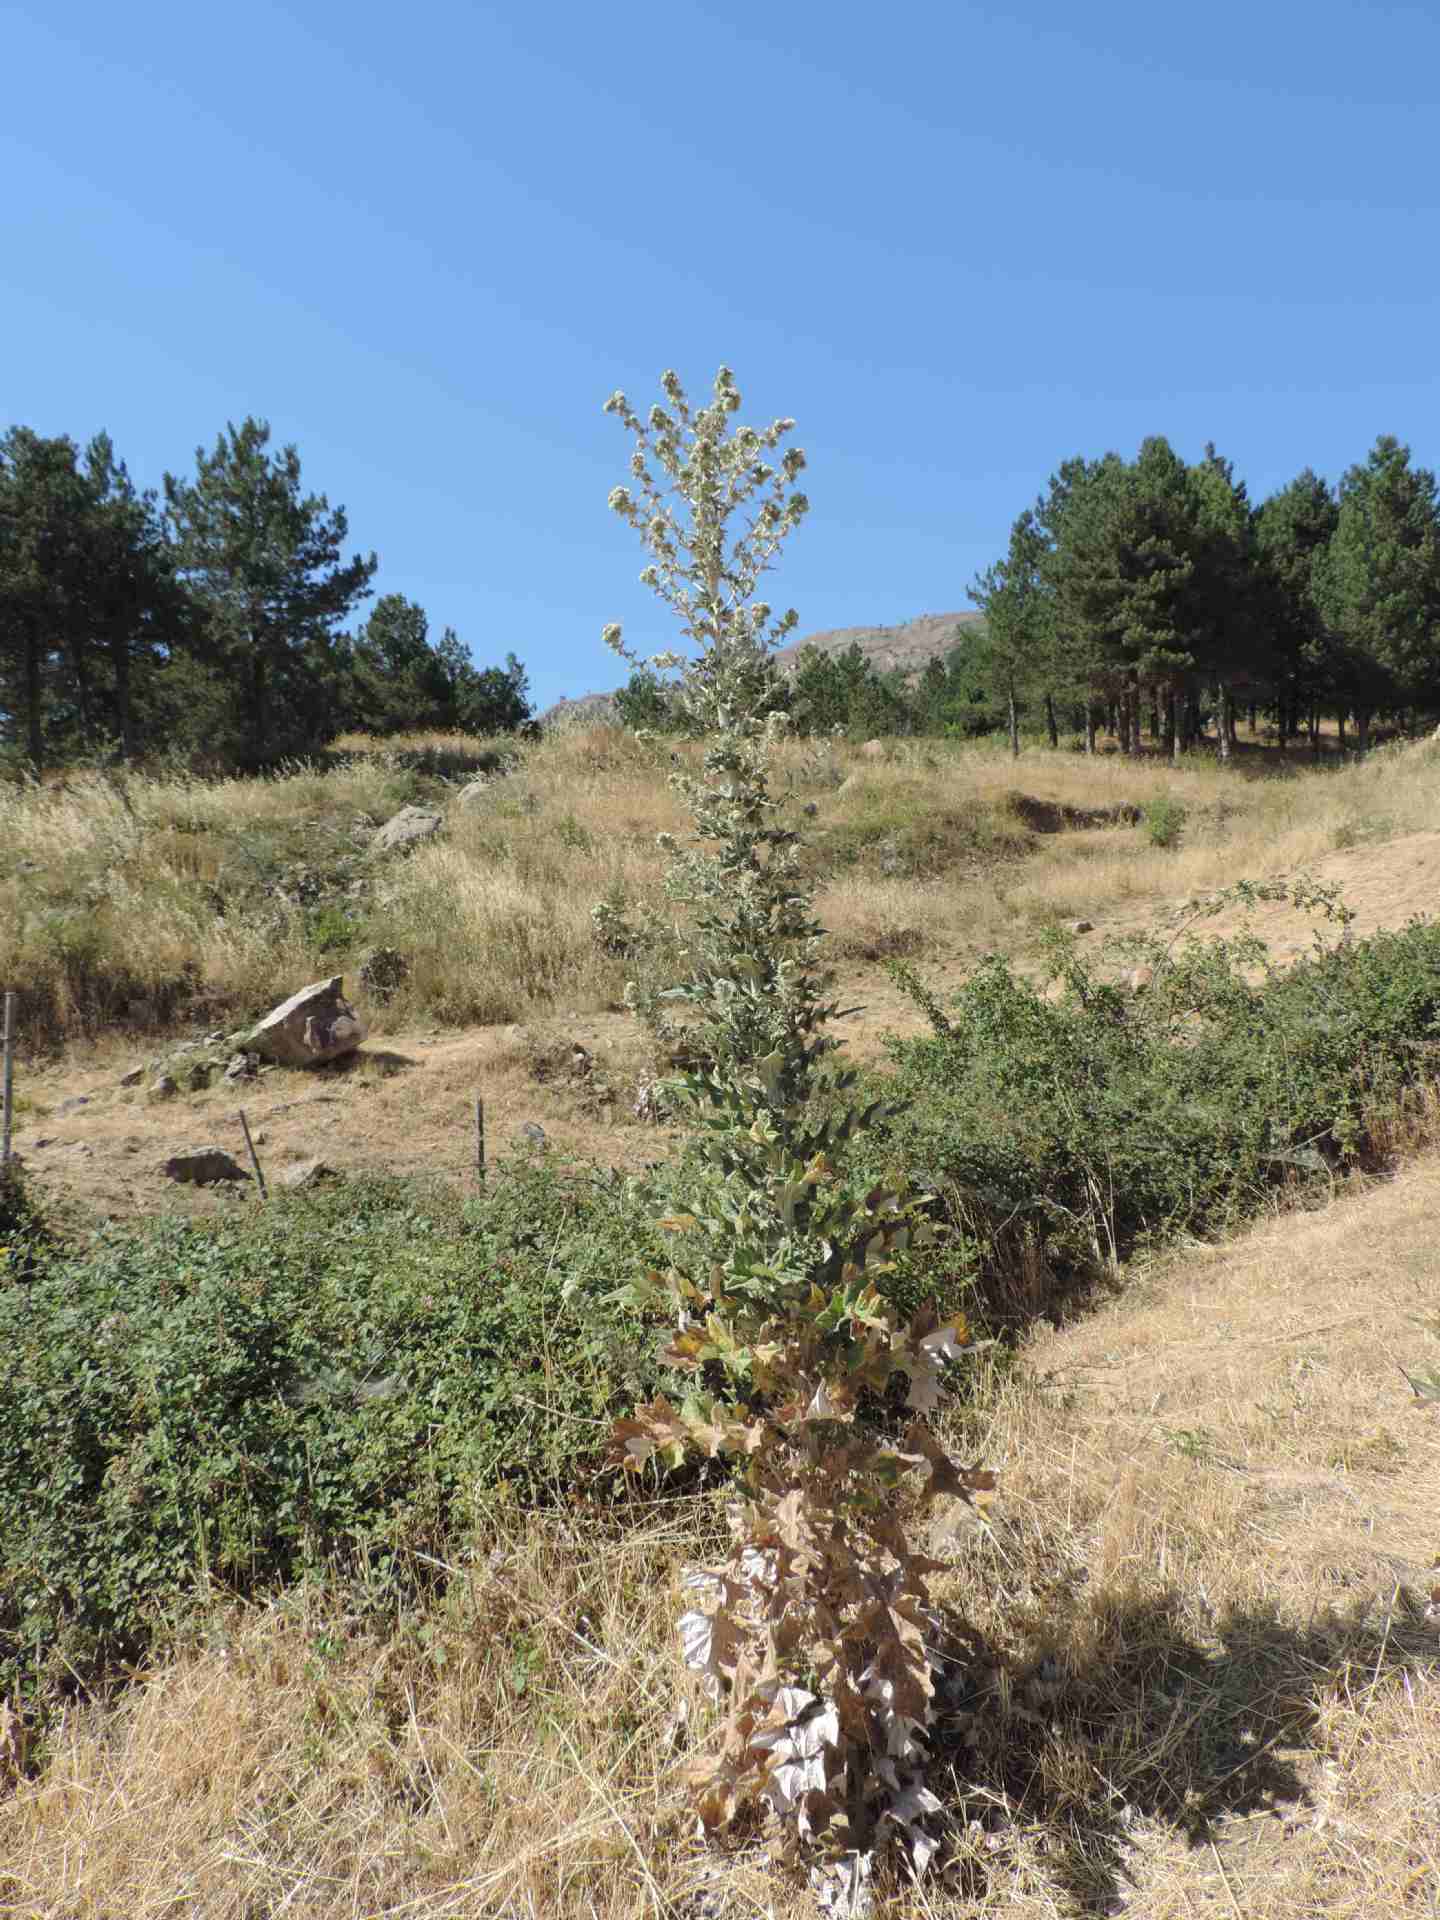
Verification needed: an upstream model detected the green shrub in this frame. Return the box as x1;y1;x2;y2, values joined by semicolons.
0;1164;669;1704
882;913;1440;1317
1143;791;1187;847
0;1161;51;1286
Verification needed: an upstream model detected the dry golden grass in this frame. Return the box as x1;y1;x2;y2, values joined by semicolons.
8;723;1440;1050
5;1158;1436;1918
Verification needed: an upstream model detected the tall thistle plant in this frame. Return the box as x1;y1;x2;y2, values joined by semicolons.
601;370;994;1890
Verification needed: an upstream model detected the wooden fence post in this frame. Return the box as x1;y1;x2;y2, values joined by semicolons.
475;1095;486;1185
1;991;15;1168
238;1108;268;1200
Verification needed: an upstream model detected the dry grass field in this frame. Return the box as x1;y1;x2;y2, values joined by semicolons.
7;720;1440;1056
10;723;1440;1226
3;725;1439;1918
2;1157;1435;1919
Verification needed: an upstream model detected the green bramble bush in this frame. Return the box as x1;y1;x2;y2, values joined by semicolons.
882;882;1440;1314
0;1165;669;1709
600;369;992;1896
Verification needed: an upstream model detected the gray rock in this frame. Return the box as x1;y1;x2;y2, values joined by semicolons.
119;1066;145;1088
149;1074;178;1100
369;806;442;857
223;1052;258;1083
160;1147;249;1185
519;1121;548;1148
56;1095;90;1115
248;976;367;1069
1069;919;1095;934
453;760;508;808
859;739;889;760
278;1157;339;1190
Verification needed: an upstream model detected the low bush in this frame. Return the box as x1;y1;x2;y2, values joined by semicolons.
881;908;1440;1318
0;1163;671;1705
1143;790;1187;847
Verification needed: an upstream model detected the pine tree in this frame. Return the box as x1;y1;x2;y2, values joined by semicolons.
1255;470;1340;748
164;420;376;765
1313;435;1440;747
0;429;91;768
969;509;1052;756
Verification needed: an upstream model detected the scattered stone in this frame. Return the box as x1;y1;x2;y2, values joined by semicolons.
1069;919;1095;934
859;739;888;761
204;1030;225;1046
278;1157;339;1190
224;1052;258;1083
458;756;510;802
119;1066;145;1088
248;976;367;1068
160;1147;249;1186
357;946;411;1001
518;1121;548;1148
802;800;819;817
149;1074;179;1100
56;1095;90;1115
369;805;443;857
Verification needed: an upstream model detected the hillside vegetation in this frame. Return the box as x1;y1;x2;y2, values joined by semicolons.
1;722;1438;1916
7;720;1440;1055
5;372;1440;1916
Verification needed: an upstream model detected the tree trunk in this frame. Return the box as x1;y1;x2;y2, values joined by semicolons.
70;631;92;744
1008;686;1020;760
1309;704;1321;758
1248;703;1257;733
111;629;134;761
1338;709;1346;752
1044;691;1058;749
24;621;44;771
1164;689;1178;765
1149;699;1160;741
1217;685;1232;764
1084;706;1096;755
1129;683;1144;757
1357;708;1371;754
250;647;268;767
1118;696;1131;755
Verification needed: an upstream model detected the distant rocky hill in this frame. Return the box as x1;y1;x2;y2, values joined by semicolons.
773;609;982;674
540;610;982;727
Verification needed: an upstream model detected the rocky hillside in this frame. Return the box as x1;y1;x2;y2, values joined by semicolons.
539;609;982;727
773;608;982;673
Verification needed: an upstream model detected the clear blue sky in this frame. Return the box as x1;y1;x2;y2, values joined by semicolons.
6;0;1439;711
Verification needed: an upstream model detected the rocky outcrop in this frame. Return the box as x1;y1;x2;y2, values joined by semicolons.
248;977;366;1068
370;806;442;857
